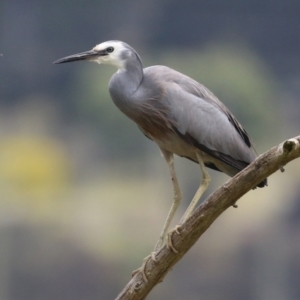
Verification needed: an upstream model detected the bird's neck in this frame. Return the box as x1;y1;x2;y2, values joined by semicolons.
109;59;144;113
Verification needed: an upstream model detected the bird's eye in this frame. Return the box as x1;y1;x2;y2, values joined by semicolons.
106;47;114;53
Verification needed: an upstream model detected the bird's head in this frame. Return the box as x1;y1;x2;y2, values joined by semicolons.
54;40;139;70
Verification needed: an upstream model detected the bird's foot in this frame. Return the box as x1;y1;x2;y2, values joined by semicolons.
132;256;151;283
166;229;179;254
132;225;182;282
150;251;159;263
174;224;182;235
132;252;159;283
232;202;238;208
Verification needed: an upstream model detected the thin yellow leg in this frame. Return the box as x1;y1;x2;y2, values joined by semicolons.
179;151;210;224
154;149;182;251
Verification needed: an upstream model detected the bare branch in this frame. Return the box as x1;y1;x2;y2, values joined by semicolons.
116;136;300;300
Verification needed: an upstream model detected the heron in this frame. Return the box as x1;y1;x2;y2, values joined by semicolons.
54;40;267;253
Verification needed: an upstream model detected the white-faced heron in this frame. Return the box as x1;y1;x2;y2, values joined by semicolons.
54;40;267;253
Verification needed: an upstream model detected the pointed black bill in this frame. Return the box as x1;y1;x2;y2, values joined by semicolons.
53;50;100;64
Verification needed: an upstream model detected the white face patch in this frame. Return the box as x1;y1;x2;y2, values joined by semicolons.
91;41;127;70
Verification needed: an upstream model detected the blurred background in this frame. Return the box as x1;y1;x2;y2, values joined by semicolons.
1;1;300;299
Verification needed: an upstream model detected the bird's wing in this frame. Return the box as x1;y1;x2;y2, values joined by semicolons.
144;66;257;167
173;71;252;148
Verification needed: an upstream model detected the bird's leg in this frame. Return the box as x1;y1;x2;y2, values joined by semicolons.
131;150;181;282
179;151;211;224
154;149;182;252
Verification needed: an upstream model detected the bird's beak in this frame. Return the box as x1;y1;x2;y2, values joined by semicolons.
53;50;100;64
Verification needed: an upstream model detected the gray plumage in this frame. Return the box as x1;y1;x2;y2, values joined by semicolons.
110;63;256;177
54;40;267;251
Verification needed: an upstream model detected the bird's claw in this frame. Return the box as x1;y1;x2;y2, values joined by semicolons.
167;230;179;254
132;252;160;283
132;228;180;285
174;225;182;235
150;251;158;263
132;255;150;283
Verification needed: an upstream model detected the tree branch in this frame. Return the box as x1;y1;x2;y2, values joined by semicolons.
115;136;300;300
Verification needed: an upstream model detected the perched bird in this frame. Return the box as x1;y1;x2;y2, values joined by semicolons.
54;40;267;251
